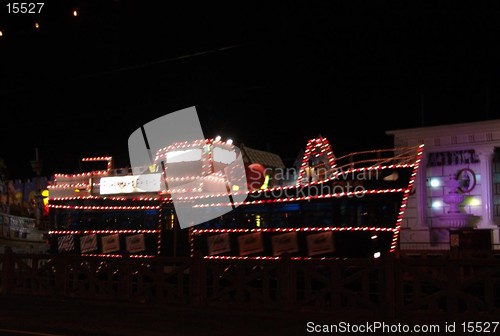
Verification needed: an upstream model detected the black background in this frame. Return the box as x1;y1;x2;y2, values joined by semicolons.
2;1;500;179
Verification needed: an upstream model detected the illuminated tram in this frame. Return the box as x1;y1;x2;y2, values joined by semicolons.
47;137;424;259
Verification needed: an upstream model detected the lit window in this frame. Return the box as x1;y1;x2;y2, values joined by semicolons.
429;178;440;188
213;147;236;164
166;149;202;163
432;200;443;208
464;196;481;206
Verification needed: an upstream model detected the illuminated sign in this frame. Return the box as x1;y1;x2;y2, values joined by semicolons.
80;234;98;253
126;234;146;253
427;150;479;167
57;234;75;252
101;234;120;253
237;232;264;256
271;232;299;256
100;173;162;195
207;233;231;255
306;232;335;256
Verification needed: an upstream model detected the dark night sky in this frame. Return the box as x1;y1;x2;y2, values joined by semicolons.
1;1;500;179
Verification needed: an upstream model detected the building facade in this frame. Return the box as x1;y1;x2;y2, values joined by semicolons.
386;119;500;250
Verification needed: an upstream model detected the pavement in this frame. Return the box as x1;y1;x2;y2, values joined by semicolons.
1;294;492;336
0;237;49;254
0;295;333;336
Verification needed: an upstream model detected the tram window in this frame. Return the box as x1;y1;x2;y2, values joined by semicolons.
376;203;397;227
68;217;80;230
212;147;237;164
221;213;237;227
337;202;357;227
301;200;332;212
210;216;224;228
270;211;289;227
166;149;202;163
303;209;333;227
144;211;159;229
269;204;301;228
301;200;333;227
277;203;300;212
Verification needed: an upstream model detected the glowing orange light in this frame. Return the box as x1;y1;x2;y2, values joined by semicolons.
35;22;40;29
73;10;78;17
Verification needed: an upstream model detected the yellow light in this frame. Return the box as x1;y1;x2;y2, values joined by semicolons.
73;10;78;17
232;185;240;191
260;174;270;190
0;31;3;37
42;189;50;215
464;196;481;206
255;214;261;227
35;22;40;29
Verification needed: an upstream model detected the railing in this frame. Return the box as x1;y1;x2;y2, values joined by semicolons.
330;144;422;172
399;242;451;251
0;213;47;241
399;243;500;254
1;248;500;319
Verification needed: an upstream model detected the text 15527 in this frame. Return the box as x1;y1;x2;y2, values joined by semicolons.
6;3;44;14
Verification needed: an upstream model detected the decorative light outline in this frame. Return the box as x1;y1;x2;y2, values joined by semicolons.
48;139;424;259
297;136;336;186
